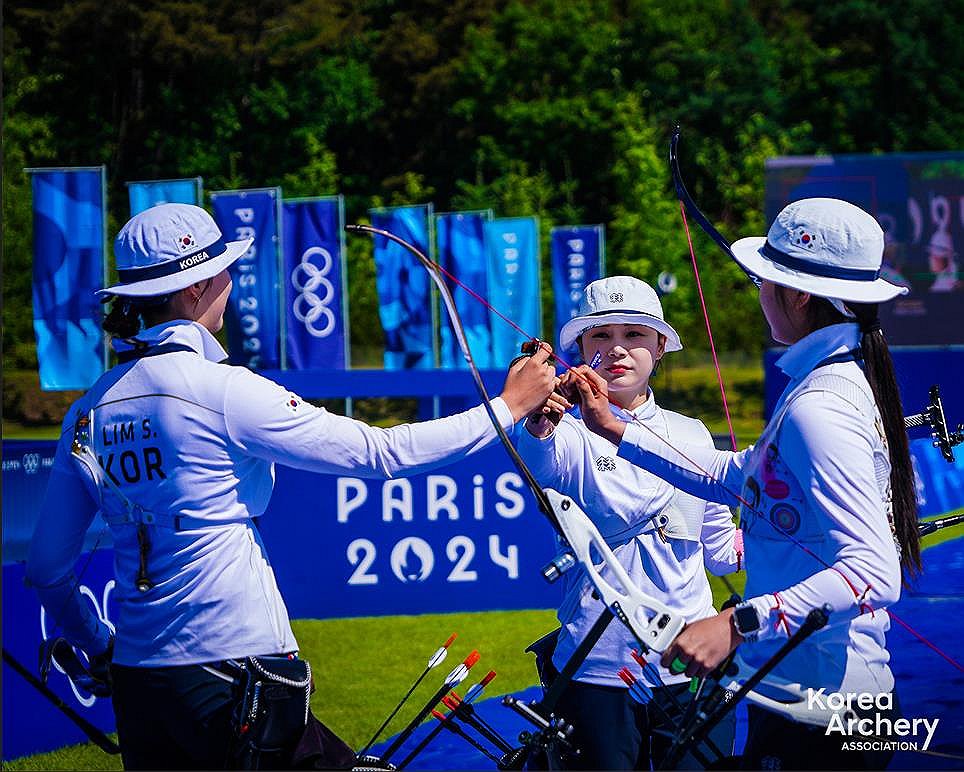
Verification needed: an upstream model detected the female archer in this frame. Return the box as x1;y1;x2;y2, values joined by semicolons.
26;203;557;770
517;276;741;770
572;198;918;770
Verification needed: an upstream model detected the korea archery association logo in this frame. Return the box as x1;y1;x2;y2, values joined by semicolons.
807;689;940;753
291;246;336;338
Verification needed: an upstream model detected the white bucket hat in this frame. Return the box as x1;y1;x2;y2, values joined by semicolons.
98;203;253;298
558;276;683;353
730;198;908;303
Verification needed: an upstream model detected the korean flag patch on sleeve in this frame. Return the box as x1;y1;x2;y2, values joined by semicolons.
284;392;304;413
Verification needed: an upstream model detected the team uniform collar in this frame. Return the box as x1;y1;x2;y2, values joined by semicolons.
775;322;861;381
111;320;229;364
603;388;659;423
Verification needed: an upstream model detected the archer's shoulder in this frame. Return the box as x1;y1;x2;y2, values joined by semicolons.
658;407;714;447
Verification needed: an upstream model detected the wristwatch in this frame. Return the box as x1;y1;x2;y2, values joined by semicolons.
732;601;762;643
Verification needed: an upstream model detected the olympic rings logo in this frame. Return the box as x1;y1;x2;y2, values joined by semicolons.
22;453;41;474
291;247;337;338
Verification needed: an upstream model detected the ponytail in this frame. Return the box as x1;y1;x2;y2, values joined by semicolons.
847;302;921;578
102;294;173;343
102;298;142;339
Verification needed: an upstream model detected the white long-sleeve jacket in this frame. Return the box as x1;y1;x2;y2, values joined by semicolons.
617;324;901;694
27;320;515;667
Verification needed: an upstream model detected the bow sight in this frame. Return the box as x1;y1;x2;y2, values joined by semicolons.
904;384;963;463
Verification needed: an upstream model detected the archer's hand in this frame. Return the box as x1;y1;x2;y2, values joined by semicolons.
660;609;742;678
85;635;114;697
568;366;625;445
524;385;573;438
501;342;558;422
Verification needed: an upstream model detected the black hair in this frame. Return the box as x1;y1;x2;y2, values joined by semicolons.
845;301;921;577
779;291;921;578
102;294;173;341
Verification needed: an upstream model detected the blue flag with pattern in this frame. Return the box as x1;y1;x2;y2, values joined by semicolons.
551;225;605;361
437;211;492;368
127;178;202;216
371;205;435;369
29;167;106;390
210;188;282;370
282;197;348;370
484;217;541;364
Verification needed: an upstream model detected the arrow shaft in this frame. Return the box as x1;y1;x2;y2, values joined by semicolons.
358;665;431;757
379;681;451;762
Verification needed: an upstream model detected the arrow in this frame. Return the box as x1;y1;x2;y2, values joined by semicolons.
379;650;480;764
441;692;513;752
396;670;497;769
358;632;457;757
428;709;503;764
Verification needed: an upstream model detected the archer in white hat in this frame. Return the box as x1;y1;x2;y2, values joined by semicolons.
573;198;919;771
27;203;558;768
517;276;741;769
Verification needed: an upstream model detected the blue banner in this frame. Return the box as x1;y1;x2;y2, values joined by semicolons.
551;225;605;362
28;167;106;390
210;188;282;370
282;197;348;370
257;443;560;618
371;205;435;369
484;217;541;364
127;177;202;216
2;441;117;761
437;211;493;368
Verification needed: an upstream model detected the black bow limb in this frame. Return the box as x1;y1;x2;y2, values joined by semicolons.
670;125;762;288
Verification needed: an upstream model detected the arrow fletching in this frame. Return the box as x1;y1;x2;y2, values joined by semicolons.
618;667;652;705
427;632;458;669
463;670;497;703
631;648;664;687
444;650;480;686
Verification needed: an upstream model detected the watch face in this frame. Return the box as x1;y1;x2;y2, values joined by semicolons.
735;604;760;634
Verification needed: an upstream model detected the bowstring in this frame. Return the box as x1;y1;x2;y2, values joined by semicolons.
678;200;739;452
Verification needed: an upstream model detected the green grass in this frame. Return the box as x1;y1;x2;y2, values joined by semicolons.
293;609;558;750
1;421;62;440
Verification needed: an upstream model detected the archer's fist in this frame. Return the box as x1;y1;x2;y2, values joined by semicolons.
501;342;557;422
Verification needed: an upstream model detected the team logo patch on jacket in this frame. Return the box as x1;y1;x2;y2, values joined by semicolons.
595;456;617;472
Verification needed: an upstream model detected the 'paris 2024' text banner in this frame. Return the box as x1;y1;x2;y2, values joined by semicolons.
210;188;282;370
27;166;106;390
127;177;202;216
437;211;493;368
371;204;435;369
551;225;605;361
256;443;561;617
484;217;541;364
282;197;348;370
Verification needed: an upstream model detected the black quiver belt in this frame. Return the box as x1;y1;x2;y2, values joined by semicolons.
230;656;355;770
